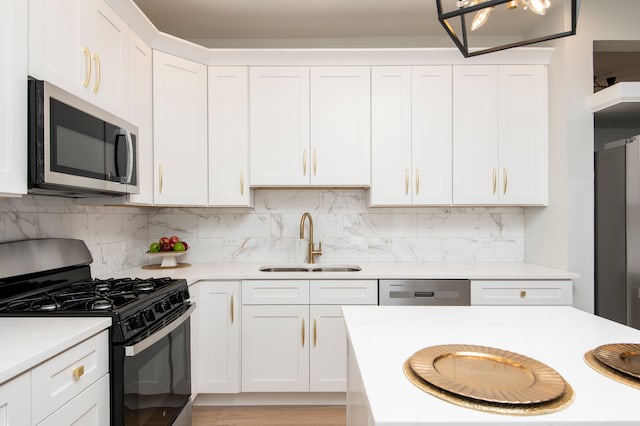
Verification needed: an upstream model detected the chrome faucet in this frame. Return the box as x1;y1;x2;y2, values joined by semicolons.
299;212;322;264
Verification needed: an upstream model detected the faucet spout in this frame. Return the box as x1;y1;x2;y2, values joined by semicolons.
299;212;322;264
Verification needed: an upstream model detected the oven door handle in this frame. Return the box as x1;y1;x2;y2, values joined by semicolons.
125;303;196;357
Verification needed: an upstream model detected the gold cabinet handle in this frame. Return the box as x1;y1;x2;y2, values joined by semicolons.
240;170;245;196
520;290;527;298
415;169;420;195
72;365;85;380
159;165;164;194
492;168;497;195
301;318;305;347
303;149;307;176
405;169;409;195
92;53;101;93
83;47;92;88
230;293;235;324
313;318;317;347
313;149;317;176
503;168;508;195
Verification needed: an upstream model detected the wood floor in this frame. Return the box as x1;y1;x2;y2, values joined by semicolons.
192;405;347;426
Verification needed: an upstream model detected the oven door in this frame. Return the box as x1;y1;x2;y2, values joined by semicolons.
112;304;195;426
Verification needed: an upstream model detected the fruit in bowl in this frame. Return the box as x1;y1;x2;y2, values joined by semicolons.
150;235;189;252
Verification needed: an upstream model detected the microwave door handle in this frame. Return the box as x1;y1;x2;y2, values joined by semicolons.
115;129;134;184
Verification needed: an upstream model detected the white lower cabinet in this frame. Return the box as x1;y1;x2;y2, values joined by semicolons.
0;330;109;426
471;280;573;305
196;281;241;393
37;375;109;426
0;372;31;425
241;279;377;393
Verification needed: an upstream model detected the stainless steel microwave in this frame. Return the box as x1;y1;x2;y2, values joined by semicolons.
28;79;139;197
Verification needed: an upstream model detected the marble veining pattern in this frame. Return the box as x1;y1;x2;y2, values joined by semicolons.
0;190;525;275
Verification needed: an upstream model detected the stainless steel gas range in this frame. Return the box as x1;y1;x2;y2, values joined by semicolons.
0;238;193;426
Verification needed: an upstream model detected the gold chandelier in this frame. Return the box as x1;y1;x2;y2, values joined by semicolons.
436;0;577;57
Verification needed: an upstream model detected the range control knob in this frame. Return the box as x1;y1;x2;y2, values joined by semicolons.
127;313;144;330
143;309;156;323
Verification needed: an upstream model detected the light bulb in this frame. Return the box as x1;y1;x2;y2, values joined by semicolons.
527;0;551;15
471;7;493;31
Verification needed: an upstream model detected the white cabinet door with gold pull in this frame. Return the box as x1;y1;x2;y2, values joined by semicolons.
153;50;208;205
241;304;310;392
29;0;128;119
196;281;241;394
250;67;310;186
452;65;500;205
310;67;371;186
453;65;548;205
209;67;253;206
371;66;452;206
498;65;548;205
309;305;347;392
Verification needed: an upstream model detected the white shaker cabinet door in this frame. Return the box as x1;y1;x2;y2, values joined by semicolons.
309;305;347;392
452;65;499;205
249;67;310;186
241;305;309;392
81;0;129;118
370;67;413;206
153;50;208;206
412;66;452;205
197;281;241;393
209;67;252;206
310;67;371;186
498;65;548;205
125;30;152;205
0;0;27;196
0;373;30;425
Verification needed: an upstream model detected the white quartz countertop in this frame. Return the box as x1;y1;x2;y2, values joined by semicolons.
105;261;578;286
341;306;640;425
0;317;111;385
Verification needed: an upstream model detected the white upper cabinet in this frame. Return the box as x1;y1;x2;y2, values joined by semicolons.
209;67;253;206
452;65;548;205
250;66;371;187
498;65;548;205
29;0;129;119
250;67;310;186
153;50;208;206
0;0;27;197
370;66;452;206
125;30;152;205
452;65;500;204
310;67;371;186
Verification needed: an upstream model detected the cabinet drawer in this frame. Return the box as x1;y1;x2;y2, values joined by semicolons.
31;330;109;424
310;280;378;305
38;374;110;426
242;280;309;304
471;280;573;305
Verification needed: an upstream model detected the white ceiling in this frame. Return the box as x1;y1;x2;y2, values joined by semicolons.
132;0;568;48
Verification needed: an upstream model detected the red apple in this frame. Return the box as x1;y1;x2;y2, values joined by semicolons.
161;242;172;251
169;235;180;244
182;241;189;251
159;236;170;245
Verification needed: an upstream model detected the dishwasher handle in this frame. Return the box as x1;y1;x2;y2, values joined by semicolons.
414;291;435;298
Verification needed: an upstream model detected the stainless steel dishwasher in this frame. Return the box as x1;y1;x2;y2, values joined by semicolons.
379;279;470;305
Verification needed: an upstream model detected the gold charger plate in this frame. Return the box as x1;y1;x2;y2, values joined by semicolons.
408;344;567;405
585;350;640;390
403;360;574;416
593;343;640;378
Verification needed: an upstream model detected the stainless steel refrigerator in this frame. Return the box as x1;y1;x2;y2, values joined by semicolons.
595;136;640;329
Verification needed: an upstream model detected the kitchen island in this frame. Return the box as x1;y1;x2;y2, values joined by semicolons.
342;306;640;425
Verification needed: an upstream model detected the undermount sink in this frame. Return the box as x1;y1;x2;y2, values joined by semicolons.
259;264;362;273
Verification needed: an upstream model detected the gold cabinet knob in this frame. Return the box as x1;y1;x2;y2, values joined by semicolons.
72;365;85;380
520;290;527;298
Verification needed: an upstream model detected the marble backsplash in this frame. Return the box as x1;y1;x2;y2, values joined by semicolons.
0;190;524;276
